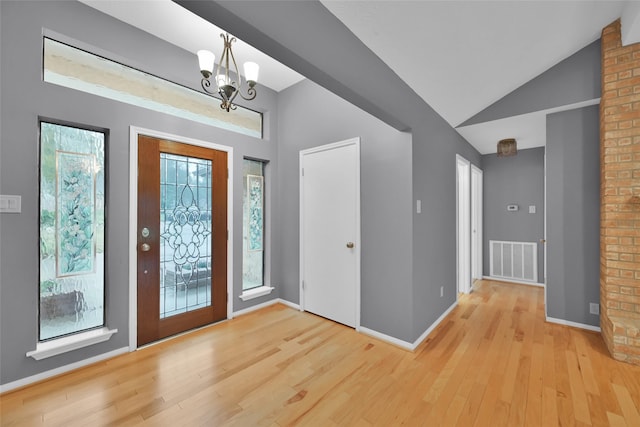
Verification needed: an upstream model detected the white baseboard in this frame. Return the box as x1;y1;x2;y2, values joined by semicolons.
233;298;279;317
358;326;414;350
360;301;458;351
0;347;129;394
483;275;544;288
411;301;458;349
232;298;301;318
546;316;601;332
277;298;301;311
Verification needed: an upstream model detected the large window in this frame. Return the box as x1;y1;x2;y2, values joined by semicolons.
43;37;262;139
242;159;265;291
39;120;106;341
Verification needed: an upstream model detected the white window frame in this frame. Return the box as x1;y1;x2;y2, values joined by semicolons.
240;158;273;301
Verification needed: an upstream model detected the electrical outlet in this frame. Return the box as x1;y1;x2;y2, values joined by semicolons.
589;303;599;315
440;286;444;297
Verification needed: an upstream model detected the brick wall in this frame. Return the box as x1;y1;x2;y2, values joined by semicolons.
600;19;640;365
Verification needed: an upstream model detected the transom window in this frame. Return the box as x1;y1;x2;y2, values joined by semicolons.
43;37;262;139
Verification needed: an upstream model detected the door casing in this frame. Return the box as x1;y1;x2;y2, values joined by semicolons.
128;126;234;350
299;137;361;330
456;154;471;294
471;164;483;283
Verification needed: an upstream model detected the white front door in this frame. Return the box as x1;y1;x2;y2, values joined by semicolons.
300;138;360;328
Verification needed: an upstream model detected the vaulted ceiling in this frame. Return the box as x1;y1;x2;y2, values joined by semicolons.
81;0;640;154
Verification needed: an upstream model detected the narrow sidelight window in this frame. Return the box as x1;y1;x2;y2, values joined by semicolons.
242;159;265;290
39;120;107;341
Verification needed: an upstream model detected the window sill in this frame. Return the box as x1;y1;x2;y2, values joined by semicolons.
239;286;274;301
26;327;118;360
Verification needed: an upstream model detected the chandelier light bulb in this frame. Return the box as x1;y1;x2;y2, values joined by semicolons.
197;50;215;78
216;74;228;88
244;62;259;84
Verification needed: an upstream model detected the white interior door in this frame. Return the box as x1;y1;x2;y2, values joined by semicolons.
300;138;360;328
456;155;471;294
471;165;483;283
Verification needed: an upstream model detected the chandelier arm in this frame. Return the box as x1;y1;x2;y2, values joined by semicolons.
227;40;242;89
201;78;217;95
238;86;257;101
215;33;228;90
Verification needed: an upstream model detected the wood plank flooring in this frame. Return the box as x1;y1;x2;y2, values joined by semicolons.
2;280;640;426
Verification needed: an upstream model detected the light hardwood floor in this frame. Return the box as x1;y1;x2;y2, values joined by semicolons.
2;280;640;426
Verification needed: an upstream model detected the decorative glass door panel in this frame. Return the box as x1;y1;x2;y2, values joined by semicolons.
137;135;227;346
160;153;213;318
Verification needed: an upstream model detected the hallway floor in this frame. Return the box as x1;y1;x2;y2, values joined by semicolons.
2;280;639;426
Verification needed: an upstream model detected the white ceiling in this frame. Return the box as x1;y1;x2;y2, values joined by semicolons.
81;0;636;154
78;0;305;92
321;0;626;128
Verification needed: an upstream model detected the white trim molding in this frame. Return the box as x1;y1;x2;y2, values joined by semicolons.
483;275;544;288
26;328;118;361
358;326;414;350
278;299;301;311
3;347;128;394
412;301;458;349
232;298;301;318
546;316;601;332
360;301;458;351
239;286;274;301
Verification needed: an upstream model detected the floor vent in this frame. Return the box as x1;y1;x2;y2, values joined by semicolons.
490;240;537;283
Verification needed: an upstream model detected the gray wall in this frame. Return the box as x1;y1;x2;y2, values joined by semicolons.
482;148;545;283
1;0;486;388
411;121;481;341
276;79;413;341
546;105;600;327
177;0;482;344
0;0;280;386
460;40;601;126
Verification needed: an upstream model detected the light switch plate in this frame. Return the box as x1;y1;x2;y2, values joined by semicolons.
529;205;536;214
0;195;21;213
416;199;422;214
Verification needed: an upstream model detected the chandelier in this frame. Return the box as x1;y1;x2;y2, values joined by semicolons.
197;33;259;112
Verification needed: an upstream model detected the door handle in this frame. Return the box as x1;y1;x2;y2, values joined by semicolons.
140;243;151;252
346;242;355;249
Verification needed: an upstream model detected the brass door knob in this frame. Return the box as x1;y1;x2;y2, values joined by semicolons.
346;242;355;249
140;243;151;252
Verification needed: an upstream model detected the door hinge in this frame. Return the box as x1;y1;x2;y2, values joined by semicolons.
301;168;304;177
302;280;305;289
227;168;229;179
227;229;229;240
